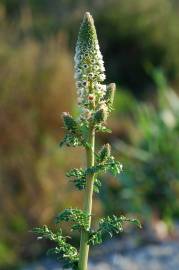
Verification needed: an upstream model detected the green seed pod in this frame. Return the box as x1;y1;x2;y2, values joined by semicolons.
93;108;108;123
98;143;111;162
104;83;116;107
62;112;78;133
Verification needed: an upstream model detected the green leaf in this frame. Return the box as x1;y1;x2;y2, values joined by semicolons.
66;168;86;190
62;113;79;133
96;125;112;133
32;225;79;269
60;113;89;148
54;208;90;231
59;133;83;147
97;144;111;163
66;154;122;192
89;156;122;176
88;215;141;245
93;178;102;193
104;83;116;110
93;108;108;124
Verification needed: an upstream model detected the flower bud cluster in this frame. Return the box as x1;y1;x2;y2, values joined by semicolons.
74;12;108;120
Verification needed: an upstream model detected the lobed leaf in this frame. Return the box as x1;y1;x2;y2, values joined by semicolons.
54;208;90;231
32;225;79;269
88;215;141;245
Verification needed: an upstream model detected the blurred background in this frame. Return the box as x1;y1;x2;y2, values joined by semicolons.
0;0;179;269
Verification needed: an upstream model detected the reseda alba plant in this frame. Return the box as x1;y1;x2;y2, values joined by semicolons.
33;12;141;270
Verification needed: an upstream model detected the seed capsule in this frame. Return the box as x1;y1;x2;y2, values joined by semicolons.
88;94;94;100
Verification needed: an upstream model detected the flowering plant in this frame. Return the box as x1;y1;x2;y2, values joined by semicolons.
33;12;141;270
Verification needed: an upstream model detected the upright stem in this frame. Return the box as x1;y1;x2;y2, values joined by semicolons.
78;126;95;270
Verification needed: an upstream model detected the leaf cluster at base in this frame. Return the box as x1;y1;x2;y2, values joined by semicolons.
32;213;141;269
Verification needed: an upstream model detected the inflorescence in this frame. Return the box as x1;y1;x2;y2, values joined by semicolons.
74;12;108;121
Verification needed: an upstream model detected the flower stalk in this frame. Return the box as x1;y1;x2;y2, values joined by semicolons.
79;126;95;270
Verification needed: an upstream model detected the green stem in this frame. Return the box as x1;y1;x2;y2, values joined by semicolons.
78;126;95;270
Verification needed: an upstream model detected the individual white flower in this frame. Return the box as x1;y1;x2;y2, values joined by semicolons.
96;44;100;50
81;80;88;87
98;74;106;82
100;67;105;73
77;97;83;104
99;59;104;64
93;83;106;97
83;63;88;69
91;59;95;64
76;81;82;88
81;108;92;120
77;68;82;74
99;100;107;107
102;85;107;93
77;88;84;97
88;73;94;79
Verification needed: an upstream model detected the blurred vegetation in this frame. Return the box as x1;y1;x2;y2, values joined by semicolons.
0;0;179;269
100;70;179;224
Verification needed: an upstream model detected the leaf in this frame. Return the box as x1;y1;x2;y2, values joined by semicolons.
62;113;79;133
32;225;79;269
59;133;83;147
66;168;86;190
54;208;90;231
104;83;116;110
96;125;112;133
93;178;102;193
88;215;141;245
66;153;122;192
97;144;111;163
93;108;107;123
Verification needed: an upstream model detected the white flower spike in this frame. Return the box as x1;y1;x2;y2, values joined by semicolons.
74;12;107;115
